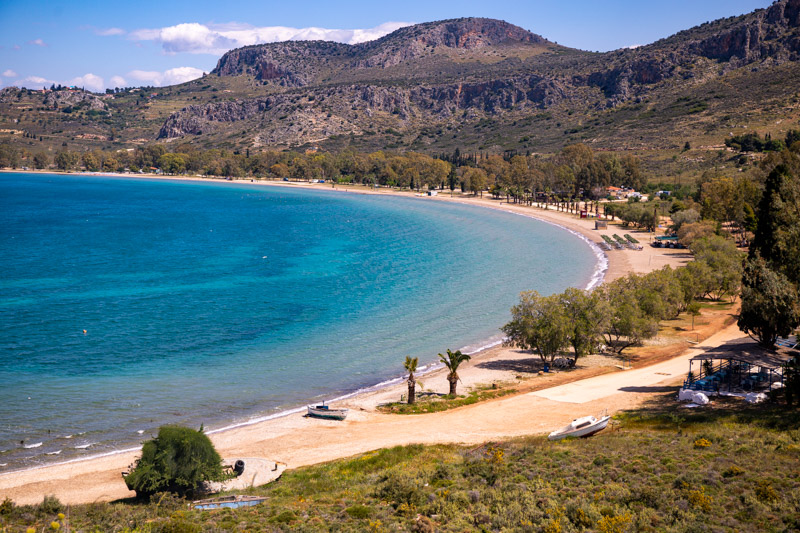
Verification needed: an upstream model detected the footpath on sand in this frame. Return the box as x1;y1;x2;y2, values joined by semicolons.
0;321;744;506
531;324;747;404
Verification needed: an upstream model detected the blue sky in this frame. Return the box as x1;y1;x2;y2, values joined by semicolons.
0;0;772;92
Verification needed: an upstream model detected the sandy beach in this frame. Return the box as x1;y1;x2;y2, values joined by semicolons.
0;174;702;505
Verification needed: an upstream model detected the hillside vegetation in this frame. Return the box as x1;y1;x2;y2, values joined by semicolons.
1;1;799;178
2;401;798;532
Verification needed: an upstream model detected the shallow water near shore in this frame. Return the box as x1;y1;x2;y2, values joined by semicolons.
0;173;597;471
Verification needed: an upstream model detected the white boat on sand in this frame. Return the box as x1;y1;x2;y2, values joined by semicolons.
307;403;349;420
548;414;610;440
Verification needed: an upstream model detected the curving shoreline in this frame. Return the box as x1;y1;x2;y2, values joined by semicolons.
0;173;693;505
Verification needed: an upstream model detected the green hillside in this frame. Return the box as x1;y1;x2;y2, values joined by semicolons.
1;1;799;179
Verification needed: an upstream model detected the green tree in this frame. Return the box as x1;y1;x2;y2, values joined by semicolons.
54;150;78;171
738;163;800;347
32;151;50;169
748;164;800;284
690;236;743;301
502;291;570;365
687;301;702;330
0;142;20;168
123;426;226;498
462;167;488;196
738;255;800;347
159;153;187;175
600;278;659;354
558;288;608;362
102;156;119;172
82;152;99;172
404;356;418;405
635;267;684;321
438;349;472;396
676;261;712;308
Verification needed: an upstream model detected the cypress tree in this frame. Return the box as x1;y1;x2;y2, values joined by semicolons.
738;164;800;346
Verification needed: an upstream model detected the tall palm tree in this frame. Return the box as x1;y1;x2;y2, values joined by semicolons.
404;356;418;405
438;349;472;397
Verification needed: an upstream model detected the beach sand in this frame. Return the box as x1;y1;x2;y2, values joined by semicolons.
0;175;703;505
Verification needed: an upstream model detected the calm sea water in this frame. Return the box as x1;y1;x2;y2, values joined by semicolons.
0;173;599;470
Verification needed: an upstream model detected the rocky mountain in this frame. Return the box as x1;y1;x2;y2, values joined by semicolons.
2;0;799;168
155;1;800;148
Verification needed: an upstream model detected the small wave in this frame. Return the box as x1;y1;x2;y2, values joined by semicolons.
23;442;43;449
0;463;7;467
136;430;144;434
64;435;72;439
460;337;504;356
74;443;95;449
46;450;62;455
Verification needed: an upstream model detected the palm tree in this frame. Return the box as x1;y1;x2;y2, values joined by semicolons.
404;356;418;405
438;349;472;397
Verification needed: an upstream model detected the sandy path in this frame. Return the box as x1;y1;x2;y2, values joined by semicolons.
532;328;748;404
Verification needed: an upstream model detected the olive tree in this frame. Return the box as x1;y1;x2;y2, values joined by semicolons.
123;425;226;498
502;291;570;365
558;288;608;362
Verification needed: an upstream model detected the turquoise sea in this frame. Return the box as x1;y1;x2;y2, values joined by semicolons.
0;173;601;471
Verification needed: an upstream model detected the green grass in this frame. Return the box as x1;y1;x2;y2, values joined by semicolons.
3;397;799;532
377;385;516;415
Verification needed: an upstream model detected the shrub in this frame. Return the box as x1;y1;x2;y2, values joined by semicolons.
38;495;64;516
755;480;779;502
375;471;426;508
123;425;226;498
687;486;713;512
345;504;373;519
598;512;632;533
722;465;744;478
152;518;202;533
271;510;297;524
693;438;712;448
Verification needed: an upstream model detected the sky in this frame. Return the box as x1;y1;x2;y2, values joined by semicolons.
0;0;774;92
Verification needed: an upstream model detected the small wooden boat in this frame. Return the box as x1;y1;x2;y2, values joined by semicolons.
548;414;610;441
191;495;267;510
307;403;348;420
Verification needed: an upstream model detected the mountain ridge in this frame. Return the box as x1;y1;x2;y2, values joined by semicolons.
157;0;800;145
1;0;799;172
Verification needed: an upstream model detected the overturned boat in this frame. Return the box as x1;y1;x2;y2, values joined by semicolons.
548;414;610;440
191;495;267;510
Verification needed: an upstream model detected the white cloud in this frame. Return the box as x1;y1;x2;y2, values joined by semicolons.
68;73;105;92
13;75;57;89
162;66;204;85
128;66;204;87
109;75;127;88
3;69;17;77
28;38;47;47
96;27;125;36
129;21;411;55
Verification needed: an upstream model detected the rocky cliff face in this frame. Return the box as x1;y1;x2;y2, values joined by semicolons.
581;0;800;105
213;41;352;86
43;89;107;111
353;18;549;68
159;1;800;144
693;0;800;61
